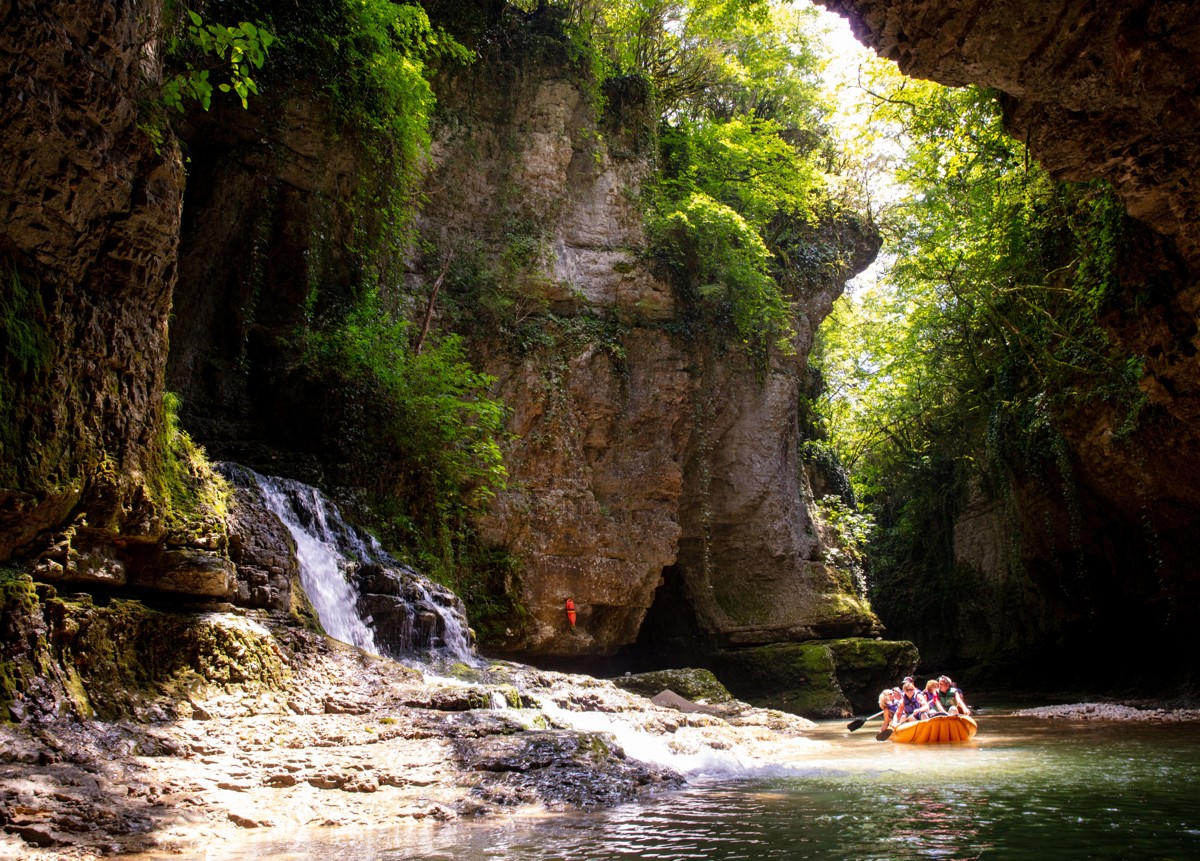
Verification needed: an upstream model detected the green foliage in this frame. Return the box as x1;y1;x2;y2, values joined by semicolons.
300;289;508;553
814;494;874;596
650;190;790;362
206;0;473;277
153;392;232;539
442;541;530;648
606;0;831;367
162;9;275;113
812;75;1148;649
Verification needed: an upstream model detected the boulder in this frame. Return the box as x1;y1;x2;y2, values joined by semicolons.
612;668;733;704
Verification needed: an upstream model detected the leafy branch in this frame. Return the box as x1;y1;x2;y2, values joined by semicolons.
161;9;275;113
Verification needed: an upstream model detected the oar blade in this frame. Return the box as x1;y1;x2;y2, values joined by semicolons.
847;718;866;732
876;728;893;742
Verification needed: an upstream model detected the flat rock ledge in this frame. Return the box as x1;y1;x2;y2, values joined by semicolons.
1015;703;1200;722
0;612;817;861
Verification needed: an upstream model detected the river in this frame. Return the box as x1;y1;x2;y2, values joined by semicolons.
202;711;1200;860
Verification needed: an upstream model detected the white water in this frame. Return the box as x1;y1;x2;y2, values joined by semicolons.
411;578;477;665
225;465;477;664
529;694;828;777
251;472;382;655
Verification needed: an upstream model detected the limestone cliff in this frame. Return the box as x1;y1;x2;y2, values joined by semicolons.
417;46;881;658
1;1;183;559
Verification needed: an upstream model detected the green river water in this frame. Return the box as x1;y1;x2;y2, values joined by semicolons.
225;712;1200;860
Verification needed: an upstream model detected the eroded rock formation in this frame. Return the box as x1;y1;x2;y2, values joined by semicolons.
418;47;881;658
0;1;183;557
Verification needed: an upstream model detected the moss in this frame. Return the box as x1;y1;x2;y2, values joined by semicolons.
0;264;53;488
584;733;611;759
706;638;919;718
447;661;484;683
2;581;292;721
708;642;845;718
0;569;42;720
712;576;775;626
149;392;233;544
612;668;733;703
497;684;522;709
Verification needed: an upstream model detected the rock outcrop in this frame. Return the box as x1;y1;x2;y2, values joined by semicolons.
0;1;184;559
0;577;822;858
422;45;881;659
160;19;884;666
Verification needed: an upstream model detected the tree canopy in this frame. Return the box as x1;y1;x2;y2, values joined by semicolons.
811;61;1145;650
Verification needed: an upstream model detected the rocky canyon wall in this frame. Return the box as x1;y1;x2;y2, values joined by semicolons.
3;5;887;701
0;2;198;577
414;41;881;660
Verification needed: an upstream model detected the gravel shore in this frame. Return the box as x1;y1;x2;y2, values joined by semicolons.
1014;703;1200;722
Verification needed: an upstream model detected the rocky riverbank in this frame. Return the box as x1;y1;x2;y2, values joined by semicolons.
0;610;819;860
1014;703;1200;722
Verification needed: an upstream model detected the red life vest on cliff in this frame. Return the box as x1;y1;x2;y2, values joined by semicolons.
565;598;576;627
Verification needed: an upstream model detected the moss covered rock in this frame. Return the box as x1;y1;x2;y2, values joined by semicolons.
1;569;290;721
611;667;733;703
705;638;919;719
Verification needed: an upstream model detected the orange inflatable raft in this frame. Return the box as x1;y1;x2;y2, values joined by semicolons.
889;714;978;744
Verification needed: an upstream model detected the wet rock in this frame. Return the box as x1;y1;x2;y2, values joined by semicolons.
225;484;297;611
648;690;728;716
454;730;684;810
1016;703;1200;722
613;668;733;703
353;562;472;658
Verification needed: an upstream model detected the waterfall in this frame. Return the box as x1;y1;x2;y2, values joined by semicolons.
220;464;477;664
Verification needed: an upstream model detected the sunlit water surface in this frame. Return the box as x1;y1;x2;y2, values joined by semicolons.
218;714;1200;860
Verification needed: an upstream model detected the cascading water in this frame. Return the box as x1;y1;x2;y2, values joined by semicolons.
220;464;477;664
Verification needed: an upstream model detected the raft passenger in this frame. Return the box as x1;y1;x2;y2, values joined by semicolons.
878;688;899;731
925;680;946;714
895;680;931;725
935;676;970;716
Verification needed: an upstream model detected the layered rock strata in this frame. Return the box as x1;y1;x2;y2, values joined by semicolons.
423;49;881;658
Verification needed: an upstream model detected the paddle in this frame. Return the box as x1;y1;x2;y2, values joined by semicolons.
847;710;884;732
876;727;893;741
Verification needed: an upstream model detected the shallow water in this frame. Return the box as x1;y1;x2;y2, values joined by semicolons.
216;713;1200;860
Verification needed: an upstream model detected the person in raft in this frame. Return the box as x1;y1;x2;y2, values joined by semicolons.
933;675;971;716
878;688;900;732
924;679;945;714
895;679;932;725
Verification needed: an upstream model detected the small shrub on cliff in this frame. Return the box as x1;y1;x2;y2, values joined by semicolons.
300;289;508;557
